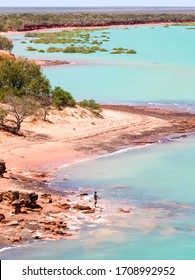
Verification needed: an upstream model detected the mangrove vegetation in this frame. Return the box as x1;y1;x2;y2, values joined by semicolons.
0;13;195;32
24;29;136;55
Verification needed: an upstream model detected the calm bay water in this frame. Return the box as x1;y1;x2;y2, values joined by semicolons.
1;24;195;259
8;25;195;106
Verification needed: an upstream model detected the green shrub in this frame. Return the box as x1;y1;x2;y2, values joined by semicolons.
126;49;137;54
47;47;63;52
52;86;76;109
111;47;137;54
26;46;37;51
0;36;13;52
79;99;101;111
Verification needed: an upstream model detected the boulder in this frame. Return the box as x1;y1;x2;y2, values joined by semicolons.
79;193;88;196
57;202;71;210
12;200;22;214
73;204;92;211
12;191;19;202
9;236;21;243
21;192;41;209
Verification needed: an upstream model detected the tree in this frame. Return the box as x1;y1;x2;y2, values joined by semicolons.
52;86;76;109
3;94;39;133
38;95;53;121
0;36;13;52
0;56;51;100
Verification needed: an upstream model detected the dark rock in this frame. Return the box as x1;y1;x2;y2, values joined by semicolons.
33;234;43;239
79;193;88;196
57;221;68;230
29;192;38;202
0;213;5;222
12;191;19;202
12;200;22;214
0;159;6;177
22;192;41;209
74;204;92;211
57;202;71;210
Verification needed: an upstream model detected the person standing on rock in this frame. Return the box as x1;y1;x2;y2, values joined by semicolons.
94;191;100;208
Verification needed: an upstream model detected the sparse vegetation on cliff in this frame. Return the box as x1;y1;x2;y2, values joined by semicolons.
0;56;100;133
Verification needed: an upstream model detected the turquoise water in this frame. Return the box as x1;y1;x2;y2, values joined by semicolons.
1;25;195;259
2;137;195;260
7;25;195;105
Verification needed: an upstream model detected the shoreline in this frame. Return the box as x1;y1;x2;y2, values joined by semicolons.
0;21;181;36
1;104;195;251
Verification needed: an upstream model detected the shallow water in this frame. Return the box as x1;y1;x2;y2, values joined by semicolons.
2;25;195;259
2;137;195;260
8;25;195;106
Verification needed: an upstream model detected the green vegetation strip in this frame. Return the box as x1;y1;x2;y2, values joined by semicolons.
47;46;108;54
1;13;195;32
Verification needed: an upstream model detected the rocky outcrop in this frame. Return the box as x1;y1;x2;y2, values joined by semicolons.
0;190;42;214
0;186;102;248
